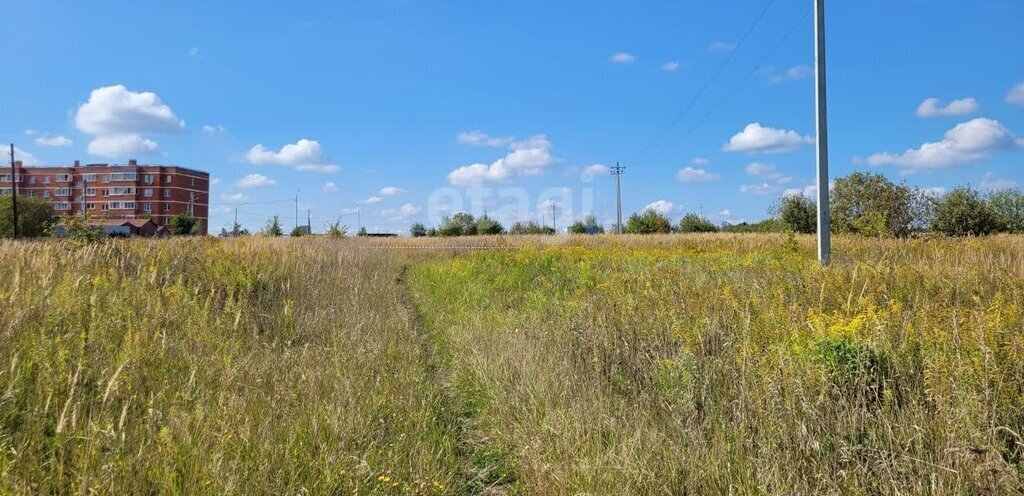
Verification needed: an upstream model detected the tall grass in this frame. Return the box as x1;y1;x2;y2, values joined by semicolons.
2;234;1022;494
411;234;1024;494
0;238;459;494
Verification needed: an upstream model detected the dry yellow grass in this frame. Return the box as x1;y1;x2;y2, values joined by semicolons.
1;234;1022;494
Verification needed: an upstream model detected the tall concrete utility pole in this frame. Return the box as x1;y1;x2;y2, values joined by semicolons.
814;0;831;266
551;203;557;233
9;145;18;239
294;191;300;232
611;162;625;234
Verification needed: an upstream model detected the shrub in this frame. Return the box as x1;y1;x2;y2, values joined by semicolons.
437;213;477;237
771;194;817;234
219;222;250;238
625;210;671;234
409;222;427;237
987;188;1024;234
932;187;1001;236
261;216;284;237
474;215;505;235
290;225;311;237
169;212;201;236
569;214;604;234
831;172;913;237
676;213;718;233
0;196;56;238
326;222;347;238
508;221;554;235
814;337;892;408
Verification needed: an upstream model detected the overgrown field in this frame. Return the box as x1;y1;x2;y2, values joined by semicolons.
1;235;1023;494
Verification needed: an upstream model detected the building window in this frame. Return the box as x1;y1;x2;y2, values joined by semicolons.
86;188;96;196
0;188;11;196
191;177;195;186
163;203;171;212
163;189;171;197
165;175;172;183
55;202;71;210
28;176;35;184
143;188;153;197
42;190;50;198
57;174;70;182
111;187;135;195
26;191;34;197
144;175;154;184
56;188;71;196
44;176;51;184
101;203;109;211
102;175;110;183
83;174;96;182
143;203;153;213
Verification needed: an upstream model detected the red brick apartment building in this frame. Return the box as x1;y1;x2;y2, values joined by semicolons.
0;159;209;234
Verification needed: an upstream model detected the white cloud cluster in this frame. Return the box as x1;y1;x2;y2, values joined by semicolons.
379;186;405;197
676;166;719;182
34;135;73;147
457;131;515;147
740;162;793;195
236;173;277;189
644;200;676;215
723;123;813;154
745;162;788;181
322;182;338;193
382;203;421;220
980;172;1018;191
202;124;226;133
364;196;382;204
448;134;555;187
916;97;979;118
661;61;680;71
1007;82;1024;106
583;164;611;176
74;85;184;157
10;146;38;166
610;52;636;64
246;139;340;173
867;118;1023;172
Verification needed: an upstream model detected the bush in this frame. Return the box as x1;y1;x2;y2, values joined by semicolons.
814;337;892;408
569;214;604;235
625;210;672;234
987;188;1024;234
721;219;786;233
261;216;284;237
773;194;817;234
474;215;505;235
170;212;201;236
437;213;477;237
0;196;55;238
675;213;718;233
219;222;250;238
290;225;311;237
932;187;1001;236
409;222;427;237
326;222;347;238
508;221;555;235
831;172;913;237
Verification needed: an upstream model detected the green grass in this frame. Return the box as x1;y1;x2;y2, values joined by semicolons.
1;234;1023;494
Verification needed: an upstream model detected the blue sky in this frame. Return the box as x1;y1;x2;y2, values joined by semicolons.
4;0;1022;233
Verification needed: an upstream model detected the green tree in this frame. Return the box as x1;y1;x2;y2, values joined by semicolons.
625;210;672;234
409;222;427;237
170;212;199;236
772;194;817;234
357;226;368;237
676;213;719;233
474;215;505;235
261;216;284;237
0;196;55;238
508;221;554;235
987;188;1024;233
290;225;311;237
932;187;1000;236
830;172;913;237
437;212;476;237
569;214;604;234
219;223;250;238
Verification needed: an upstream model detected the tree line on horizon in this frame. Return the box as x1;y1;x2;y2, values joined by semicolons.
408;172;1024;238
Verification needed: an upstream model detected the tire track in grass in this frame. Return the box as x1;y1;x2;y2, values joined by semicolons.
396;264;521;496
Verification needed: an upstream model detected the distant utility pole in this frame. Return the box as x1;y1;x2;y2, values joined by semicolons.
814;0;831;266
611;162;625;234
9;145;17;239
294;191;300;231
307;208;311;232
551;203;558;233
234;208;238;229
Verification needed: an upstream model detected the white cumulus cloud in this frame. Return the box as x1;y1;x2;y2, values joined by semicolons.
448;134;554;187
34;135;73;147
457;131;515;147
676;167;720;182
739;183;780;195
1006;82;1024;106
661;61;680;71
364;196;382;204
769;65;812;84
644;200;676;215
916;97;979;118
246;139;340;173
379;186;405;197
583;164;611;177
723;123;814;154
236;173;277;189
382;203;422;220
745;162;789;181
867;118;1023;172
74;84;184;157
202;124;226;133
322;182;338;193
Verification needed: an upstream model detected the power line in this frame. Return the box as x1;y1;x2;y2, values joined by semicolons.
673;6;813;146
637;0;779;157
